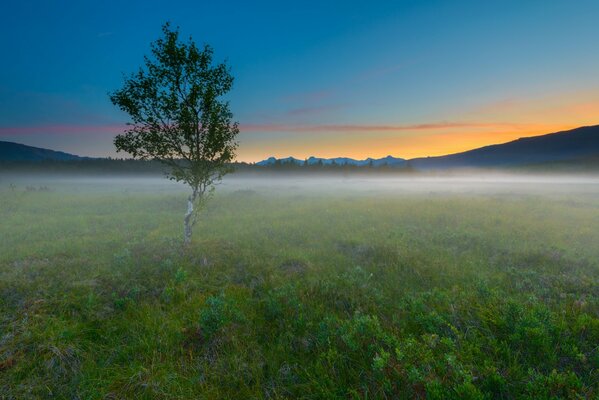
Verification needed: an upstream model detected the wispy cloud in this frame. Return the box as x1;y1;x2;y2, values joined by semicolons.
239;121;549;133
0;124;125;136
0;121;563;138
237;122;578;162
1;120;582;162
468;89;599;122
279;60;414;107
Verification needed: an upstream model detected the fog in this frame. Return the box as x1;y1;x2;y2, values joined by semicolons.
2;171;599;198
222;173;599;197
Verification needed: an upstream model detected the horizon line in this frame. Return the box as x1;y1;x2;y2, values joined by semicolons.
2;122;594;163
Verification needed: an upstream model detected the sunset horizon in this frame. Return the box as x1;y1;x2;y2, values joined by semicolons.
2;2;599;397
1;121;596;163
2;1;599;162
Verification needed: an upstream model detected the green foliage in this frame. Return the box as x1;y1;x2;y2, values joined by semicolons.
110;22;239;243
198;294;244;341
110;22;239;187
0;181;597;398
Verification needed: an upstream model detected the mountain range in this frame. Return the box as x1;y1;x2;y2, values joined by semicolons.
256;125;599;169
256;155;405;167
1;124;598;169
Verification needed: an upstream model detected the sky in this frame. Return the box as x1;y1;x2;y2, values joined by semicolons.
1;0;599;162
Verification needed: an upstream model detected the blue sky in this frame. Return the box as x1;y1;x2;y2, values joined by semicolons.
1;0;599;160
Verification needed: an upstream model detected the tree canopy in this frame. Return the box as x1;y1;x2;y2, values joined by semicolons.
111;22;238;191
110;23;239;243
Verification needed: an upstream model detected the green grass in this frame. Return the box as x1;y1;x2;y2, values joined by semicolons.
0;178;598;399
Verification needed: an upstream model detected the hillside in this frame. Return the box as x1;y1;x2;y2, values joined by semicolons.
410;125;599;169
0;141;85;161
3;124;599;170
255;125;599;170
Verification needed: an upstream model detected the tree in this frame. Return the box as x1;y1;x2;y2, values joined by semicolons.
110;23;239;245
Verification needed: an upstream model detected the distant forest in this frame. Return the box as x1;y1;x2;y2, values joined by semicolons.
2;156;598;176
0;158;417;175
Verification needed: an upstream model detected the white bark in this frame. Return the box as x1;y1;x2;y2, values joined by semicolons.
183;191;196;245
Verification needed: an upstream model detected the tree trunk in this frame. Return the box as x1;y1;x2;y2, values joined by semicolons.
183;190;197;245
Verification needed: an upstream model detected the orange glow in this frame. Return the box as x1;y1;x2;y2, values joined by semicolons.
237;91;599;162
237;122;585;162
1;91;597;162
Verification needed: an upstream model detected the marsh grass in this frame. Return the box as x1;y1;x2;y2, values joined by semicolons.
0;178;597;398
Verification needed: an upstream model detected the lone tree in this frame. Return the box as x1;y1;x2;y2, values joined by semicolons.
110;23;239;245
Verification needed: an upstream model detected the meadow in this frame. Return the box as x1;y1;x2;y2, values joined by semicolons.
0;173;598;399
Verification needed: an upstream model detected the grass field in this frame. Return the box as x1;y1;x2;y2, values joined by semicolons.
1;174;598;399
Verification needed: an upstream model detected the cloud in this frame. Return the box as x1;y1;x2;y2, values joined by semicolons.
278;61;413;106
239;121;550;133
1;120;582;162
0;89;117;126
468;89;599;122
237;122;578;162
1;121;564;138
0;124;125;136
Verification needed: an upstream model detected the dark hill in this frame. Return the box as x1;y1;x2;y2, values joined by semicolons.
0;141;86;161
410;125;599;169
